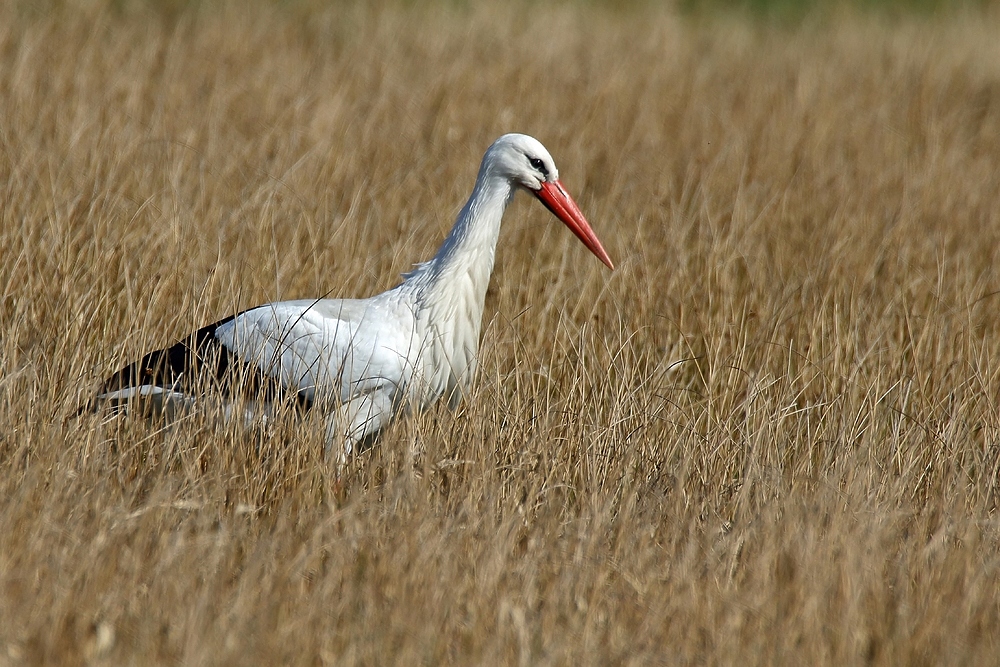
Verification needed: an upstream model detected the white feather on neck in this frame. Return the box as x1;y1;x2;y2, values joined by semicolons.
398;161;516;405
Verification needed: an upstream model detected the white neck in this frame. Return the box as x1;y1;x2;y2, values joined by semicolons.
398;161;516;403
407;163;515;315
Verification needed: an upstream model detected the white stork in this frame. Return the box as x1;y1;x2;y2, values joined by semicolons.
96;134;614;457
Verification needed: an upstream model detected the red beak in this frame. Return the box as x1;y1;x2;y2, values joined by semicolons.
534;180;614;270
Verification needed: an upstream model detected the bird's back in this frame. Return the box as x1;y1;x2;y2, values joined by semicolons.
213;293;421;407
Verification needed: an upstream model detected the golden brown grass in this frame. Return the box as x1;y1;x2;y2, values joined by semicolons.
2;1;1000;663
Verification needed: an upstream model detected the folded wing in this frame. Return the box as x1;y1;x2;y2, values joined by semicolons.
97;295;419;425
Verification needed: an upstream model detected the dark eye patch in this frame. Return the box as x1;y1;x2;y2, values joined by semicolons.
528;156;548;175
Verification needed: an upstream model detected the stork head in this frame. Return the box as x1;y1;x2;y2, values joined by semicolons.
486;134;614;270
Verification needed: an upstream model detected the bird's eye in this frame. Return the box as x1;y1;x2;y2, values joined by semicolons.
529;157;547;173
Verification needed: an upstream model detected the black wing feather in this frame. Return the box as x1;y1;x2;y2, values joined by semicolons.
99;313;312;410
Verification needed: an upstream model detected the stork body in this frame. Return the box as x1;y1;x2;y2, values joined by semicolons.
97;134;614;456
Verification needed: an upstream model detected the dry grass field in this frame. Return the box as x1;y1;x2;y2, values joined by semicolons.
2;0;1000;663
